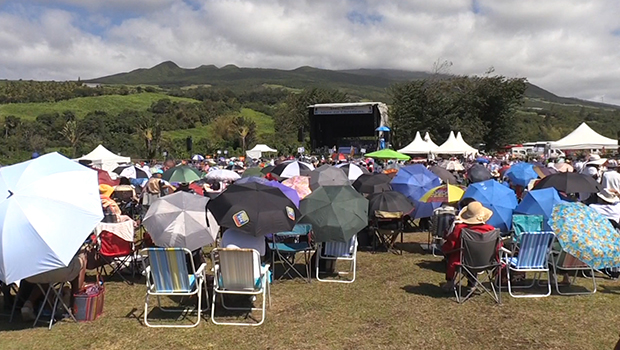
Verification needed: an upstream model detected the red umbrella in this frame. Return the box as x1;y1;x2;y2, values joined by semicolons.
189;182;204;195
95;168;119;186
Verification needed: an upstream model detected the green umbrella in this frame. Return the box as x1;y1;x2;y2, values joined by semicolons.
365;149;410;161
299;186;368;242
162;165;201;183
242;167;265;178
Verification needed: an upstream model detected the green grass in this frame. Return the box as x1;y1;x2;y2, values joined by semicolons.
0;93;198;120
1;232;619;350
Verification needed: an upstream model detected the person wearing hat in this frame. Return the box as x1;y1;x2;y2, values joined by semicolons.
100;184;121;222
590;189;620;226
440;201;497;291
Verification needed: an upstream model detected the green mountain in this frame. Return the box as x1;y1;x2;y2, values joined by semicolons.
87;62;619;109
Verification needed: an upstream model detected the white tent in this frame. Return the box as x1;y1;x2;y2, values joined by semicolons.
246;144;277;159
549;122;618;150
456;132;479;155
434;132;474;155
397;131;437;155
77;145;130;172
424;132;439;149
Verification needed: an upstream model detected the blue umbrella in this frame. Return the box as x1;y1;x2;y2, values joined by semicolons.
476;157;489;164
264;180;301;208
376;126;391;132
391;165;441;218
463;180;518;232
504;163;539;187
514;188;564;230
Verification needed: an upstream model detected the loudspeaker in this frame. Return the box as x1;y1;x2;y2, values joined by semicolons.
298;128;304;142
186;136;193;152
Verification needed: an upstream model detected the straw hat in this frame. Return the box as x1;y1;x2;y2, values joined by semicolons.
457;201;493;225
586;154;607;166
597;188;620;204
99;184;114;198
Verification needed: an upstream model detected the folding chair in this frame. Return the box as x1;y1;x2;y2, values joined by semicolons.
549;238;597;295
511;214;543;243
96;230;137;285
500;231;555;298
141;247;206;328
454;228;502;304
372;211;404;254
31;282;77;329
428;207;456;256
315;235;358;283
211;248;270;326
269;224;313;282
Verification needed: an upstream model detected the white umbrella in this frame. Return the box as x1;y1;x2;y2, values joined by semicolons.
142;192;219;251
205;169;241;182
443;160;464;171
335;162;369;182
192;154;205;161
0;152;103;284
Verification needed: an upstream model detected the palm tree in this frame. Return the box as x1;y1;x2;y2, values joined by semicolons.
59;120;83;158
238;125;250;152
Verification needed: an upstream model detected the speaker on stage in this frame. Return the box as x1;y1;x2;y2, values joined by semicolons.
186;136;193;152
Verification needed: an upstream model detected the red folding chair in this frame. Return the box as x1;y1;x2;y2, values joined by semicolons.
96;230;137;285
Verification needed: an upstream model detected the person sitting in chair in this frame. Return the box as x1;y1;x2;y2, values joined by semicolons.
440;201;496;291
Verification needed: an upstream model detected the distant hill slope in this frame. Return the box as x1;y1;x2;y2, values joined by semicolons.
87;62;620;109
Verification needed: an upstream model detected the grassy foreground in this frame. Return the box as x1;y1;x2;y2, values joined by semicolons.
0;232;619;350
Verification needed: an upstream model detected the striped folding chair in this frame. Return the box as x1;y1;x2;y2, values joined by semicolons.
211;248;270;326
315;235;358;283
500;231;555;298
141;247;206;328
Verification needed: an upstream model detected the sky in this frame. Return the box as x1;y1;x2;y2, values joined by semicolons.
1;0;620;104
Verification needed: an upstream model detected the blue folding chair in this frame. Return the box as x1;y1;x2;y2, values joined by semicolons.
269;224;313;282
500;231;555;298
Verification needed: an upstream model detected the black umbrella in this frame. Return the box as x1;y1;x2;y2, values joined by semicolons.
352;174;392;195
206;182;300;236
260;165;274;175
533;172;601;194
309;165;350;190
113;165;150;179
226;164;244;172
270;160;314;178
367;191;415;217
467;164;492;183
429;166;457;184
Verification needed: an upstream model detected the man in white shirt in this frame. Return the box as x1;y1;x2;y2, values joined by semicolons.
602;165;620;194
590;189;620;224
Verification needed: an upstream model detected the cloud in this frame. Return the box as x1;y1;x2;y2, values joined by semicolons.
1;0;620;104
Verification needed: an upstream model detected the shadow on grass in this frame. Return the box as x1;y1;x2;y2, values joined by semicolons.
395;242;426;254
416;260;446;274
401;283;452;299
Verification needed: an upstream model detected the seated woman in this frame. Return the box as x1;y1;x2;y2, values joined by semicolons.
440;201;495;291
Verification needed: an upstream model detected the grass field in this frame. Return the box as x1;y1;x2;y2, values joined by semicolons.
0;93;198;120
1;232;618;350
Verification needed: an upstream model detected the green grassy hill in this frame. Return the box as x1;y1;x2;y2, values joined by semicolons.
0;92;198;120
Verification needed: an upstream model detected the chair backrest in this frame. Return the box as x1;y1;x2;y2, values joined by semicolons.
145;247;193;293
324;235;358;258
512;215;543;243
431;207;456;238
460;228;501;269
291;223;312;235
557;251;589;269
215;248;261;290
373;211;403;232
374;210;403;219
99;231;134;257
514;231;554;269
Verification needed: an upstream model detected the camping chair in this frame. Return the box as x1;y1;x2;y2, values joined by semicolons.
454;228;502;304
372;211;404;254
511;214;543;243
500;231;555;298
96;230;137;285
548;238;597;295
32;282;77;329
141;247;206;328
211;248;270;326
315;235;358;283
428;206;456;256
269;224;313;282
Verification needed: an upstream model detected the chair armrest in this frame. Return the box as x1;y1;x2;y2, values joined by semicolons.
194;263;207;278
499;247;512;255
260;264;270;277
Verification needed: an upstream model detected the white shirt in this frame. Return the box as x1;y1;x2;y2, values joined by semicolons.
602;171;620;193
590;203;620;223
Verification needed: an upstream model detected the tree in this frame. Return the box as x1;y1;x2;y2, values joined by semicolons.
59;119;84;157
3;115;21;138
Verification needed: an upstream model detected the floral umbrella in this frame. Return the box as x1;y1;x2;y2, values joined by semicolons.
549;202;620;269
281;175;312;199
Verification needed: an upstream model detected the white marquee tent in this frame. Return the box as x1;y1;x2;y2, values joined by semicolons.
424;132;439;149
434;131;477;155
397;131;437;155
549;122;618;150
77;145;130;172
456;132;479;154
246;144;278;159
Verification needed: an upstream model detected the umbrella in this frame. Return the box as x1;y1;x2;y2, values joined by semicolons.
205;169;242;182
375;126;391;132
94;168;119;187
549;202;620;269
476;157;490;164
0;152;103;284
514;188;563;230
367;191;414;217
443;160;464;171
143;192;219;251
242;167;264;178
225;164;244;172
235;176;269;185
462;179;518;232
191;154;205;161
419;184;465;203
467;164;492;183
309;165;350;190
207;182;299;236
429;166;458;184
264;180;301;207
281;175;312;199
364;149;410;161
299;186;368;242
391;165;441;218
270;160;314;179
352;173;392;195
260;165;275;175
113;165;151;179
504;163;539;187
533;172;601;194
163;165;201;183
335;162;369;182
533;165;557;178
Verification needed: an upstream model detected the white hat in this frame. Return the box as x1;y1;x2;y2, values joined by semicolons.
587;154;607;166
597;188;620;204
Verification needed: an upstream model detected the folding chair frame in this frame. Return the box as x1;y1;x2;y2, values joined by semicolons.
270;225;313;282
548;242;597;296
315;236;358;284
428;207;456;257
372;211;404;255
96;231;138;285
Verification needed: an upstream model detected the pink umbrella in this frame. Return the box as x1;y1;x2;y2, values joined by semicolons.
281;175;312;199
